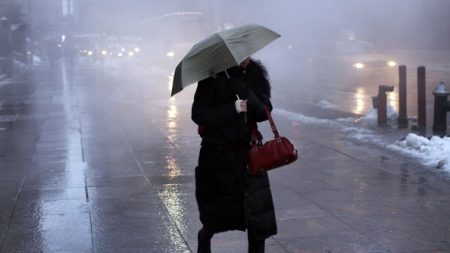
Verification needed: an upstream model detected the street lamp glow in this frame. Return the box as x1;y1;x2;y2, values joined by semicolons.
387;60;397;67
134;47;140;52
166;51;175;58
101;50;107;56
128;51;134;57
353;62;365;69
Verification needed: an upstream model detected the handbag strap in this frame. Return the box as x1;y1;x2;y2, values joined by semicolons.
264;106;280;138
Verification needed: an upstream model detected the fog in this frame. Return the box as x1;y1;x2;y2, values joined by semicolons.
20;0;449;49
6;0;449;84
68;0;450;50
231;0;450;50
55;0;449;68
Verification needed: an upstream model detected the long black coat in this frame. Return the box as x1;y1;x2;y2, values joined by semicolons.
191;60;277;240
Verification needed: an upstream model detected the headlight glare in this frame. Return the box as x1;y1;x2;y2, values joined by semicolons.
387;60;397;67
353;62;365;69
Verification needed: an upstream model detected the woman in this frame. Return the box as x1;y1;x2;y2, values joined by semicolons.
191;57;277;253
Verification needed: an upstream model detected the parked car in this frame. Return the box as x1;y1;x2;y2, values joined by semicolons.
309;40;398;86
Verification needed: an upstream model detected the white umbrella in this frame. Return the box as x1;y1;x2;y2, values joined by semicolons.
171;24;280;96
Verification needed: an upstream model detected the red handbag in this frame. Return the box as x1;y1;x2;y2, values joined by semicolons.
247;106;298;175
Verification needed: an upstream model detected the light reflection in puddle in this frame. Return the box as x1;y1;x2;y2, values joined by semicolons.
388;90;398;111
159;184;188;236
160;157;189;247
158;75;189;248
166;155;181;179
35;63;86;251
168;104;178;120
167;75;179;145
353;87;367;115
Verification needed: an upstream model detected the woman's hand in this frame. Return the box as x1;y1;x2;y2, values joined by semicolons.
235;99;248;113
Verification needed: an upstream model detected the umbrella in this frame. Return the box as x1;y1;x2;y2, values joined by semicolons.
171;24;280;96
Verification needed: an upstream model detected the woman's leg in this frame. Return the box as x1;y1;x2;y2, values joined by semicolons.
198;226;214;253
248;231;265;253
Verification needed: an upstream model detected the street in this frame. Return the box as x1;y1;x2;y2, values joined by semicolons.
1;58;450;253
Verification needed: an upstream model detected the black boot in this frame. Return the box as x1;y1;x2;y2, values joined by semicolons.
248;232;265;253
198;227;213;253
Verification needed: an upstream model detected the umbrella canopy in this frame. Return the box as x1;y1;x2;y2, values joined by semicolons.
171;24;280;96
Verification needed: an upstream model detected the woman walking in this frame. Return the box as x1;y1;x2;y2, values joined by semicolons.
191;57;277;253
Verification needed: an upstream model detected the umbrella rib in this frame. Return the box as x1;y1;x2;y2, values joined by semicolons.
217;33;241;64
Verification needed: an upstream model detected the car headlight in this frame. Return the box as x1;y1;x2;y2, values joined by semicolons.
134;47;140;53
87;50;93;56
117;52;123;57
387;60;397;67
101;50;108;56
128;51;134;57
166;51;175;58
353;62;365;69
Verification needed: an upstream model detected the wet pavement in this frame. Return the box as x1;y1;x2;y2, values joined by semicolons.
1;62;450;253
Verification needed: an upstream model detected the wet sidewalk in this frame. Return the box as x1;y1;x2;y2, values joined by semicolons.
1;65;450;253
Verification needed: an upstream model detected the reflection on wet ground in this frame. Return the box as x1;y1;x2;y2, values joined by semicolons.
0;61;450;252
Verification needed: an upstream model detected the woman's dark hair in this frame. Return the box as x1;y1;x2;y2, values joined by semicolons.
248;59;271;97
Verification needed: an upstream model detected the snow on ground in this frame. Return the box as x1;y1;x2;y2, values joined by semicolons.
274;107;450;172
388;134;450;171
317;99;337;109
358;105;398;122
33;55;43;66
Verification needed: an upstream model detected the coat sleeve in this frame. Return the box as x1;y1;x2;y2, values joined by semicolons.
247;90;272;122
246;69;272;122
191;78;238;127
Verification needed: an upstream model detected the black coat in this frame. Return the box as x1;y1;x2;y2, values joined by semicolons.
191;60;277;240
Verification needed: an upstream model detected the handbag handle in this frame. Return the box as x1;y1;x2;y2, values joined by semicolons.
264;106;280;138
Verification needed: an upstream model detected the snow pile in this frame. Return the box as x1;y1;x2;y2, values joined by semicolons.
388;134;450;171
274;108;386;145
274;108;330;125
340;126;385;146
33;55;43;66
358;104;398;122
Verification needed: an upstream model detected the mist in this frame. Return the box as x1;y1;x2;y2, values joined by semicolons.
18;0;449;48
3;0;449;84
66;0;448;70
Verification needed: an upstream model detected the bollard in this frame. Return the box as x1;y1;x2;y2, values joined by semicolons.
432;82;450;136
398;65;408;128
417;66;427;129
372;85;394;125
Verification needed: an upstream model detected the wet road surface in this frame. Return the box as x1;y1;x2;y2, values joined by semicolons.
1;61;450;252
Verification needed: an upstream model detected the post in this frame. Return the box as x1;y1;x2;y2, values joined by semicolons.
375;85;395;125
432;82;450;136
417;66;427;129
398;65;408;128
